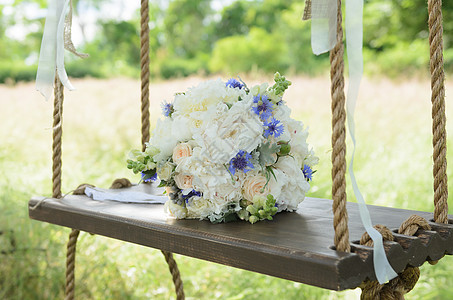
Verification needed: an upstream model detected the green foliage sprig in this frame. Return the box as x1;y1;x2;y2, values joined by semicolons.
270;72;292;97
238;194;278;224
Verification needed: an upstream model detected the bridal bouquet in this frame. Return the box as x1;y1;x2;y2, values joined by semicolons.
127;73;318;223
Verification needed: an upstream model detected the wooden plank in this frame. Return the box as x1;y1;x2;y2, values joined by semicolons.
28;184;453;291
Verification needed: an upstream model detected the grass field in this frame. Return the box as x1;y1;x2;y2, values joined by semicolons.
1;75;453;299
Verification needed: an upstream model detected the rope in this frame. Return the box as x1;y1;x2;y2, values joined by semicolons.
64;229;80;300
360;216;430;299
428;0;449;224
398;215;431;236
52;76;64;199
52;75;81;299
52;74;80;299
162;251;185;300
140;0;150;152
330;0;350;253
73;184;95;195
359;224;394;246
302;0;312;20
139;1;185;298
109;178;132;189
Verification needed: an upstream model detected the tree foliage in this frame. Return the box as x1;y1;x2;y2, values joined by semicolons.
1;0;453;82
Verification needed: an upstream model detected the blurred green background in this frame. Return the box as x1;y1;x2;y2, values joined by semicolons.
2;0;453;83
1;0;453;299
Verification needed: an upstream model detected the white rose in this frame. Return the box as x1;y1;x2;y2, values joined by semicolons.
172;142;193;164
242;175;269;201
174;173;194;189
157;162;174;181
164;201;187;219
186;197;214;220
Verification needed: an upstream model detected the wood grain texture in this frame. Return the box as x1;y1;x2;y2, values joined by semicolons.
28;185;453;291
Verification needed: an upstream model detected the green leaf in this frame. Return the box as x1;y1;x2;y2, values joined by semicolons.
157;180;167;188
257;141;280;167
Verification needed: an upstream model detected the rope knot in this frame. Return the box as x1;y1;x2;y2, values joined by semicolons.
398;214;431;236
360;224;394;247
73;183;95;195
110;178;132;189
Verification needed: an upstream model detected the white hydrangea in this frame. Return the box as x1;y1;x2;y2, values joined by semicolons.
193;96;264;164
176;148;242;205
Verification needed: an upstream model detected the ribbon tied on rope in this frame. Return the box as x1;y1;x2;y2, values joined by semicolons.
36;0;88;100
303;0;398;284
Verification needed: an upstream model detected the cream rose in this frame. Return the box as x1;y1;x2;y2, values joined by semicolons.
174;173;194;189
172;143;193;164
242;175;269;201
157;162;174;181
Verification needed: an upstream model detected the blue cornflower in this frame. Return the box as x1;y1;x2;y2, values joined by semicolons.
264;118;284;138
141;171;157;183
303;164;314;181
228;150;254;175
161;101;174;117
182;189;202;203
252;94;273;120
226;78;244;89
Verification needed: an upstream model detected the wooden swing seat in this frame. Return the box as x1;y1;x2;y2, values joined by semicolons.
28;184;453;291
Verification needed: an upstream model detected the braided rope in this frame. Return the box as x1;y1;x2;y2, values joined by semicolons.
428;0;449;224
64;229;80;300
54;77;81;299
399;215;431;236
52;77;64;199
330;0;350;253
140;0;150;152
139;1;185;298
162;251;185;300
52;75;80;299
302;0;312;20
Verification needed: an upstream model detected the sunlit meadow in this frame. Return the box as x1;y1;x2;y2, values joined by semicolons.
1;75;453;299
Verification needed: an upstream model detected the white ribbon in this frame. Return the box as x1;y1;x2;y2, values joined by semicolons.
36;0;75;100
306;0;398;284
310;0;337;55
85;186;168;204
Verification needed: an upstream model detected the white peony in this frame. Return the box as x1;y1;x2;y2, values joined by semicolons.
268;156;310;211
